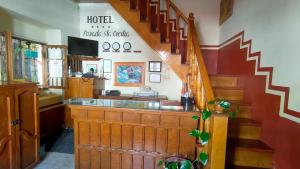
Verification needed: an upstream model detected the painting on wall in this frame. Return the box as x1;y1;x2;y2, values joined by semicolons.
219;0;234;25
114;62;145;87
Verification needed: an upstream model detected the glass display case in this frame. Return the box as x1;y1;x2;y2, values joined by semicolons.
12;38;43;85
0;33;8;81
45;45;67;88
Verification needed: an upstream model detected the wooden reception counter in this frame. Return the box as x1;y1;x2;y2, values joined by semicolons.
66;98;198;169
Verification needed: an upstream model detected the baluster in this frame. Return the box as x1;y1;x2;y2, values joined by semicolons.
186;13;194;64
166;0;170;42
146;0;150;21
156;0;160;31
136;0;139;10
176;12;180;53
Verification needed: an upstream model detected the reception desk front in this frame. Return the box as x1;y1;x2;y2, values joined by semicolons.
66;98;198;169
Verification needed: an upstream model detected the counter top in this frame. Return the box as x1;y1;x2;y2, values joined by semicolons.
65;98;198;112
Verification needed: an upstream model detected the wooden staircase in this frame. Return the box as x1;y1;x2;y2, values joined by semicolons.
210;75;274;169
108;0;190;81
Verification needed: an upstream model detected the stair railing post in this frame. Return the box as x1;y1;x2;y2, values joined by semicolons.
166;0;170;42
176;12;180;53
186;13;194;65
156;0;160;31
146;0;150;21
136;0;139;10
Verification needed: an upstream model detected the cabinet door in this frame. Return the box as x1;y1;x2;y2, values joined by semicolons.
14;85;39;169
79;78;93;98
68;78;80;98
0;88;16;169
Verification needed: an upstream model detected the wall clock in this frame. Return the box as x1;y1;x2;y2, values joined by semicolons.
102;42;111;51
112;42;120;51
123;42;132;51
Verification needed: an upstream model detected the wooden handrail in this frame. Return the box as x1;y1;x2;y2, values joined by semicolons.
169;1;188;23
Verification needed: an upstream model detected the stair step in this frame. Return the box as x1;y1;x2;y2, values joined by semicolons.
226;165;272;169
227;139;273;168
214;87;244;101
210;76;239;88
228;118;261;140
234;104;252;119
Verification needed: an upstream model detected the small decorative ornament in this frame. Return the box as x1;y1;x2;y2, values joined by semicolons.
123;42;132;52
102;42;111;52
112;42;120;52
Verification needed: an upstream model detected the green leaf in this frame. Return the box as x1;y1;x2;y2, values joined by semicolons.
198;152;208;166
180;160;192;169
158;160;163;166
167;162;178;169
200;132;210;145
192;115;200;120
202;109;212;120
189;129;201;138
219;100;230;109
207;100;216;105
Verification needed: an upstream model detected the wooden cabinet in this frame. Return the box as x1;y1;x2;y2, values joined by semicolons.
65;77;105;99
0;82;39;169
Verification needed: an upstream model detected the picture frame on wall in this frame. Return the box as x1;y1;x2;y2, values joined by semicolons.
103;59;112;73
149;61;162;72
86;64;98;73
149;73;161;83
114;62;145;87
219;0;234;25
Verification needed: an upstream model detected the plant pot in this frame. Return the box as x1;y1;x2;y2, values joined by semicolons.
165;156;202;169
214;104;224;113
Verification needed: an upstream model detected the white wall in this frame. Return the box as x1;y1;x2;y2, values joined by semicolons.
0;0;80;44
80;3;182;100
220;0;300;113
172;0;220;44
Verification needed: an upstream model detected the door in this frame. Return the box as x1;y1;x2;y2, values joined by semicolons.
0;87;16;169
79;78;93;98
14;85;39;169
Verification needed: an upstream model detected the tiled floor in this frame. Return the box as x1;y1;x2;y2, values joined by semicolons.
34;129;75;169
34;152;74;169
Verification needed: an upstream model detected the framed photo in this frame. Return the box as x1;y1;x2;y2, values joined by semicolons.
103;59;112;73
114;62;145;87
149;73;161;83
149;61;162;72
86;64;98;73
219;0;234;25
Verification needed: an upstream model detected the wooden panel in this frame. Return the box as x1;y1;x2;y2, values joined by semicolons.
132;155;143;169
79;84;93;98
100;124;110;147
180;116;197;129
100;151;110;169
141;114;160;126
179;130;195;159
67;78;80;98
88;110;104;121
122;153;132;169
0;88;15;169
15;85;39;169
111;124;121;148
105;111;122;122
79;149;90;169
122;125;133;150
90;122;100;146
144;156;155;169
167;129;179;155
91;150;100;169
111;152;121;169
123;112;140;124
72;109;88;120
78;122;90;145
144;127;155;152
156;128;167;153
133;126;144;151
160;115;179;128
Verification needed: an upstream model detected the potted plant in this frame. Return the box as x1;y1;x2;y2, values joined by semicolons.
158;157;194;169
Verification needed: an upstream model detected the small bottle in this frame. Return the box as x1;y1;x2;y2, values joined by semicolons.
68;66;72;77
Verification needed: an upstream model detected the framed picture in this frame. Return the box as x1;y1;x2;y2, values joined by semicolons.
219;0;234;25
86;64;98;73
149;73;161;83
103;59;112;73
114;62;145;87
149;61;162;72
